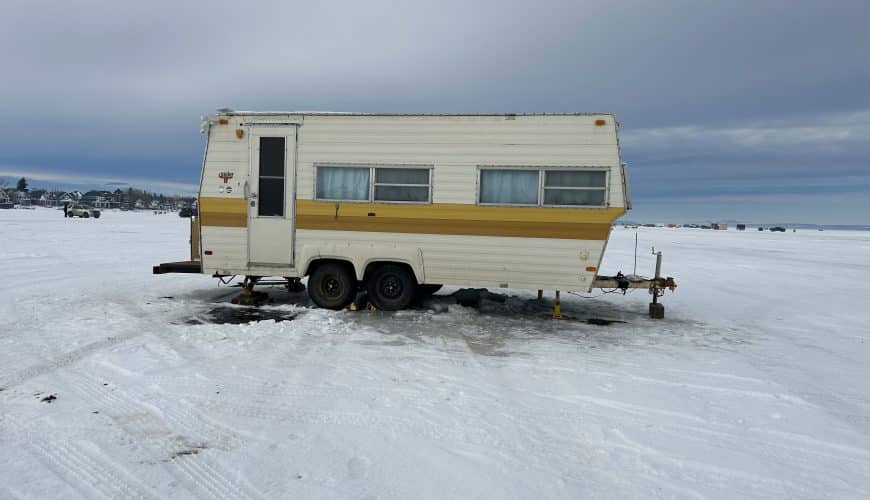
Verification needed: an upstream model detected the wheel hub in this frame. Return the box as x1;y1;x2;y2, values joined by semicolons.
323;276;342;297
380;275;403;299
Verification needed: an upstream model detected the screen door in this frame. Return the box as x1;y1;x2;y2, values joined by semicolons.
248;127;296;267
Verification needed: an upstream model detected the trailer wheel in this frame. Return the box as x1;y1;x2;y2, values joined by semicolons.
308;262;355;310
366;264;416;311
82;212;90;218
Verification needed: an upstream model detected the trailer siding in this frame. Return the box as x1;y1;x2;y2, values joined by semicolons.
297;114;624;206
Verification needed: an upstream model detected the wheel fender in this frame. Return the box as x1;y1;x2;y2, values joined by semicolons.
361;254;424;284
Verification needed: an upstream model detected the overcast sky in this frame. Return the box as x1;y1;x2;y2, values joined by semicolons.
1;0;868;223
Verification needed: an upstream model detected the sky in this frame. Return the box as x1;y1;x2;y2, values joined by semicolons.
1;0;868;224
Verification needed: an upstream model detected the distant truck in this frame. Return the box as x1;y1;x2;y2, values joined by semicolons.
64;203;100;218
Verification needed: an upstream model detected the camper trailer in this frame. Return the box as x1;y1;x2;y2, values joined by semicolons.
155;111;675;313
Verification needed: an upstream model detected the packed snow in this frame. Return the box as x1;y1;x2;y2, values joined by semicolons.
1;208;869;499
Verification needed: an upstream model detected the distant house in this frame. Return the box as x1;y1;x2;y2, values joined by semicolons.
58;192;79;205
134;199;146;209
82;190;119;209
35;191;66;207
0;190;12;209
14;191;32;207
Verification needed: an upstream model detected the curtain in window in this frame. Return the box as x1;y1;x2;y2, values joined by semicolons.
316;167;370;201
544;171;606;188
479;170;539;205
543;170;607;206
375;168;429;185
374;168;430;202
543;189;606;206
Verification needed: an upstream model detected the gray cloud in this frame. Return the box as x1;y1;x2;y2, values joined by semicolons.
1;0;868;222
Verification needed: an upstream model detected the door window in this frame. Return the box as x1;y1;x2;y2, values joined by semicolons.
258;137;285;216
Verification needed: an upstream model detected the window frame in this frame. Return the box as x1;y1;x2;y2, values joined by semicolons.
314;163;433;204
476;165;610;208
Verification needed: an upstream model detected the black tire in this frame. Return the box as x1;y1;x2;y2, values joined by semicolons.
82;212;89;218
366;264;416;311
93;213;101;219
417;284;443;297
307;262;356;310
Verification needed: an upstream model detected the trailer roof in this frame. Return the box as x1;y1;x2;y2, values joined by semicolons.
217;109;616;118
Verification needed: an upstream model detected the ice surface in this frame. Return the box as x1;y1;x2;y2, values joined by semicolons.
1;208;869;499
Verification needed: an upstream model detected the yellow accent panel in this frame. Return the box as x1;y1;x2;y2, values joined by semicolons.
199;197;247;228
197;197;626;239
296;200;624;240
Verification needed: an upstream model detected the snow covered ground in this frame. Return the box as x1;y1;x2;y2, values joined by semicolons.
1;207;869;499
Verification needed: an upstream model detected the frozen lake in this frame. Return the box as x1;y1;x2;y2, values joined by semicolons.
1;208;869;499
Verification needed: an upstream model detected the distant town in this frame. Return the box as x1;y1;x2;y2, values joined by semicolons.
0;177;196;211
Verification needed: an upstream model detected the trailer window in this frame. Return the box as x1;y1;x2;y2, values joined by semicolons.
374;168;430;202
479;169;539;205
316;166;370;201
543;170;607;206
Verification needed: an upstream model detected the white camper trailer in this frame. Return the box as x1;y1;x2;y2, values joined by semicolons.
155;111;676;314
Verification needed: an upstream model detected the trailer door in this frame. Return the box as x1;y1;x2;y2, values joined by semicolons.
247;126;297;268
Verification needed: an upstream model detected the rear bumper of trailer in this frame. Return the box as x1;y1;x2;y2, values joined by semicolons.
153;260;202;275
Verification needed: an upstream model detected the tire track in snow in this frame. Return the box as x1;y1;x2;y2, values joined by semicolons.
4;414;158;500
557;392;870;465
62;372;265;500
30;440;159;500
76;380;255;500
0;331;145;390
148;374;354;403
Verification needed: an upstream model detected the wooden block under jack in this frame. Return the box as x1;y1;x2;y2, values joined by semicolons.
649;302;665;319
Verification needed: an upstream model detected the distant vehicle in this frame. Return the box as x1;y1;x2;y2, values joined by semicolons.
65;204;101;219
179;206;198;218
769;226;786;232
736;224;746;231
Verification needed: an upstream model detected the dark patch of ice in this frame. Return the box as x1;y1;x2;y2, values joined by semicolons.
184;305;299;325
